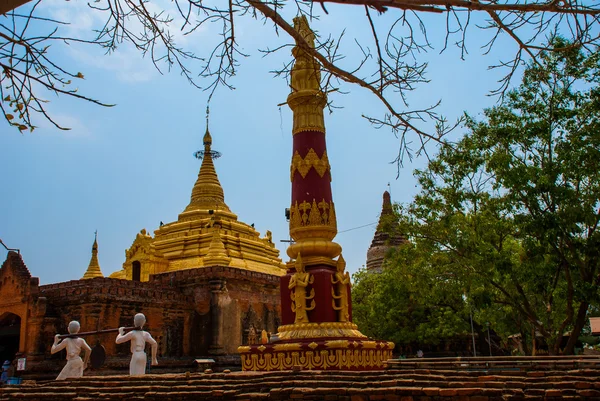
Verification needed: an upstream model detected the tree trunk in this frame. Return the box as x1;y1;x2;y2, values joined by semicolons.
518;326;530;356
563;302;589;355
548;336;560;356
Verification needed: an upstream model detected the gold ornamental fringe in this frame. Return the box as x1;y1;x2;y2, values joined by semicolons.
240;348;393;371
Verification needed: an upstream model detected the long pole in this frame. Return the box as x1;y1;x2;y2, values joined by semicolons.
58;326;140;339
487;324;492;356
470;311;477;357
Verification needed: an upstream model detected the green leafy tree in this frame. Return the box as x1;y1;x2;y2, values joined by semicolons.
353;38;600;355
464;38;600;354
353;242;477;352
353;208;515;355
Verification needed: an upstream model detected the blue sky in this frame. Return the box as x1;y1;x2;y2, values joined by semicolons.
0;2;517;284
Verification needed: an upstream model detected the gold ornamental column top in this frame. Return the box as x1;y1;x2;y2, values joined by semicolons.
287;15;326;135
183;128;231;213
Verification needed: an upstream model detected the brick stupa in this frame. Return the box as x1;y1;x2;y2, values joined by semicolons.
238;16;394;371
366;191;408;272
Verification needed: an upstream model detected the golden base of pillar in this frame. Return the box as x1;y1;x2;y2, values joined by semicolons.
238;337;394;371
238;339;394;371
238;323;394;371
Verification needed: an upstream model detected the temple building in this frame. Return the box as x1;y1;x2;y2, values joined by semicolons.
109;129;285;281
0;130;285;374
365;191;408;272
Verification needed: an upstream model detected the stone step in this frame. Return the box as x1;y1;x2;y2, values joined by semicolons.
5;369;600;401
8;372;600;393
33;368;600;385
4;385;600;400
30;373;572;388
4;379;599;393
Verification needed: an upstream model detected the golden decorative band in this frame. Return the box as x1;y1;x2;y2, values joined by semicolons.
286;244;342;261
273;343;303;352
289;199;337;233
290;149;330;181
276;321;366;340
288;91;327;136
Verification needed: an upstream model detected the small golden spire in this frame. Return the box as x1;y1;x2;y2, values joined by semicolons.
203;223;231;267
184;127;231;213
82;232;103;279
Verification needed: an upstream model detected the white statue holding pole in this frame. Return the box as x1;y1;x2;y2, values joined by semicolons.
115;313;158;376
51;321;92;380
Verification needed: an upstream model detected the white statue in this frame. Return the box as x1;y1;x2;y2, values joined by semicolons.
51;321;92;380
115;313;158;376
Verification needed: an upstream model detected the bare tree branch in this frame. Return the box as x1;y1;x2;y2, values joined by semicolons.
2;0;600;166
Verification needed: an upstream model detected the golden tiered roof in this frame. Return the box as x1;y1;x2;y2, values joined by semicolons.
109;129;286;281
81;234;104;279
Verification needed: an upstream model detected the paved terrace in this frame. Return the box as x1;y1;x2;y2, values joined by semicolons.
1;356;600;400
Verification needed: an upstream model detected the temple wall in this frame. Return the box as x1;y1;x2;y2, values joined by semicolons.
151;266;281;353
0;249;282;375
37;277;194;359
0;265;281;364
222;276;280;351
0;253;43;357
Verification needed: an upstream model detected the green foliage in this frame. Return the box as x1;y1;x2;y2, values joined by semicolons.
353;38;600;355
352;246;470;347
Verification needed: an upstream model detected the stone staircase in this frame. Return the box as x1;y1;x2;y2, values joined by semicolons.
2;365;600;400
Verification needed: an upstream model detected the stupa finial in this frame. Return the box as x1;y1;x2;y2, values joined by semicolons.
185;126;230;214
203;127;212;147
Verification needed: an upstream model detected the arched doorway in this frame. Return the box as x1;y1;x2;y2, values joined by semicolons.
132;261;141;282
0;313;21;363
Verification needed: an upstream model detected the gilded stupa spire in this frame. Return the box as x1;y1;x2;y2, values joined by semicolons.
184;126;231;213
82;232;103;279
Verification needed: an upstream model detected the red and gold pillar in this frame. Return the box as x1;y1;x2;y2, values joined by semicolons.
238;16;393;370
279;14;342;326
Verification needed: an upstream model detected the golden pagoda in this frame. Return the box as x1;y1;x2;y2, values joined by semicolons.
81;233;103;279
109;128;286;281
